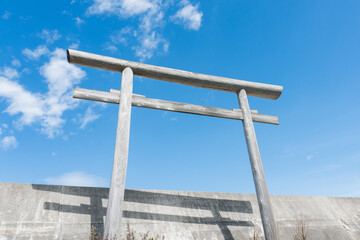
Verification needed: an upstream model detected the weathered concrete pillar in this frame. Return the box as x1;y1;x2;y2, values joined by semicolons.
104;67;133;239
237;89;279;240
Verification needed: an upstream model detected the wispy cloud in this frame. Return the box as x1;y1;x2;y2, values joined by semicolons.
44;171;108;187
87;0;154;17
0;124;9;136
37;29;61;44
88;0;168;61
132;1;169;61
161;111;179;121
79;106;100;128
171;0;203;30
104;44;118;52
0;66;20;79
40;48;86;137
11;59;21;67
134;31;168;61
306;151;319;160
69;41;80;49
88;0;201;61
110;27;132;46
22;45;50;60
2;11;11;20
74;17;85;27
0;136;18;150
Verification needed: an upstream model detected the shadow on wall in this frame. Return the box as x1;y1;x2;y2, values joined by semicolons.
31;184;253;240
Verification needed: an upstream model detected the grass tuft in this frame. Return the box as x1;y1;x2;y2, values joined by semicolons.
90;223;165;240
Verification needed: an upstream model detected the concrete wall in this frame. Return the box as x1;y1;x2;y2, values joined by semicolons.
0;182;360;240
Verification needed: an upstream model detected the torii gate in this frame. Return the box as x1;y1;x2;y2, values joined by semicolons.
67;49;283;240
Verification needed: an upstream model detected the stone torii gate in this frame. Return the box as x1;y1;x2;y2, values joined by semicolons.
67;49;283;240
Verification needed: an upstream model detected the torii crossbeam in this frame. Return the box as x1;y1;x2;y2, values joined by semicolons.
67;49;283;240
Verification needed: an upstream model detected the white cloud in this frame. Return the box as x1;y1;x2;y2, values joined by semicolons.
91;0;202;60
11;59;21;67
171;0;203;30
40;48;86;137
134;31;168;61
2;11;11;20
105;27;131;52
37;29;61;44
61;10;71;16
0;136;18;150
22;45;50;60
121;0;154;16
79;106;100;129
87;0;154;17
44;171;108;187
0;124;8;137
74;17;85;26
88;0;170;61
104;44;118;52
306;152;319;160
0;67;20;79
0;48;86;138
140;2;165;32
0;76;44;126
69;41;80;49
110;27;132;46
135;2;169;61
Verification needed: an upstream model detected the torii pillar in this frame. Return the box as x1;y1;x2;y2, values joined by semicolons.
104;67;133;238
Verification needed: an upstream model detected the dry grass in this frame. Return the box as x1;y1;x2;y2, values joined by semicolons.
90;225;102;240
293;218;308;240
90;223;165;240
251;225;261;240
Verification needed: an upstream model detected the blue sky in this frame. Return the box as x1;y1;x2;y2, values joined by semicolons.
1;0;359;197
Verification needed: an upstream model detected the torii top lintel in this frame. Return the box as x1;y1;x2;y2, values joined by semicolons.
67;49;283;100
